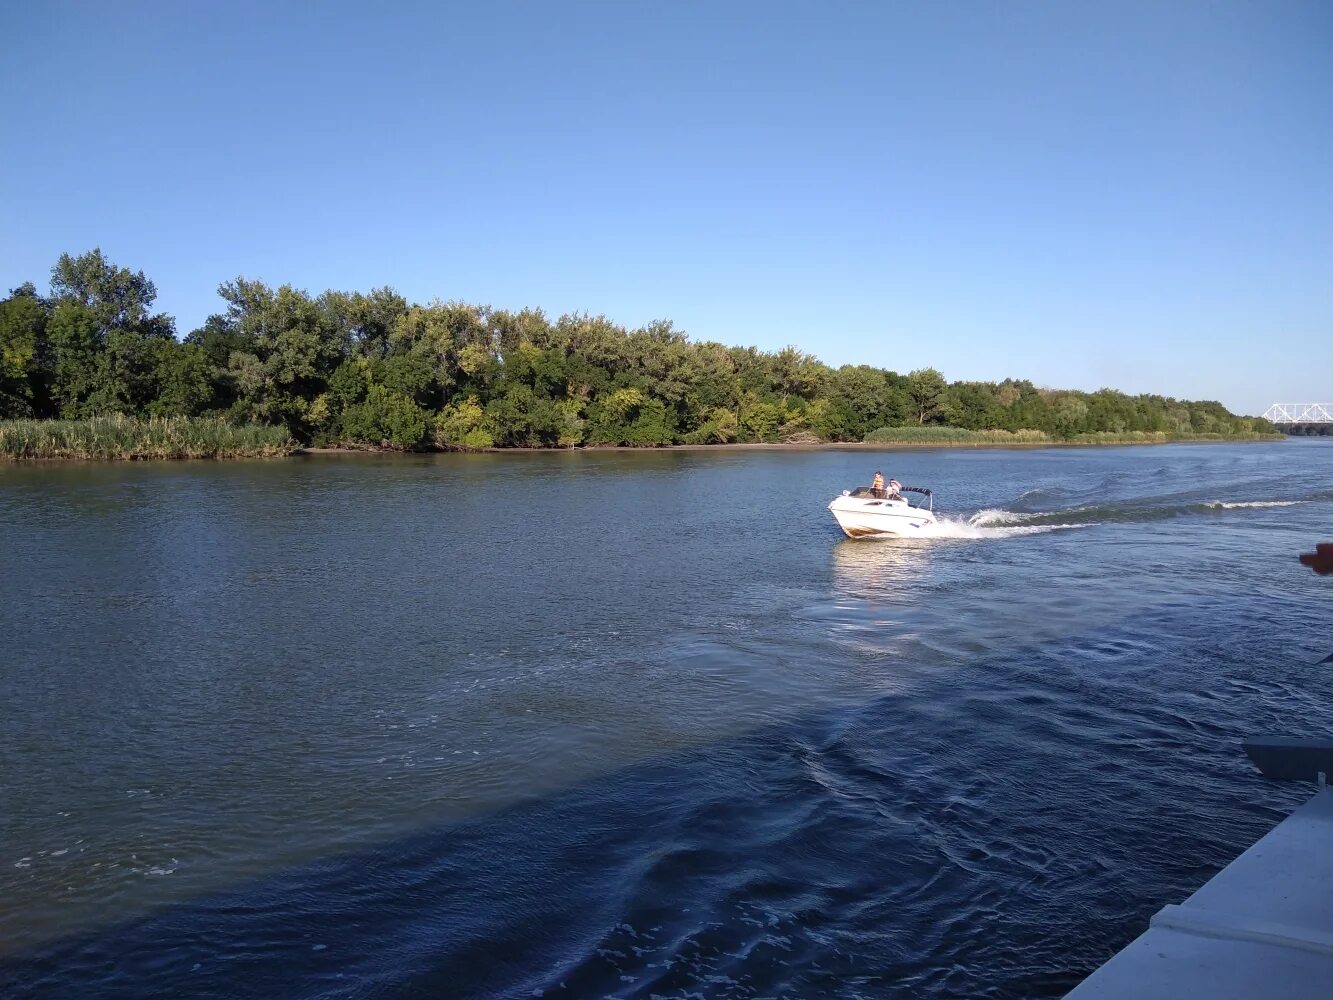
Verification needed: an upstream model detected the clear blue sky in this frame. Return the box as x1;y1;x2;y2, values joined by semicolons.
2;1;1329;416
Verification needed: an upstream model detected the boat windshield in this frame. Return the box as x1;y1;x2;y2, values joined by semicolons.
848;486;933;510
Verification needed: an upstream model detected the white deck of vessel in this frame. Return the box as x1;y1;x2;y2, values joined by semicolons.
1068;788;1333;998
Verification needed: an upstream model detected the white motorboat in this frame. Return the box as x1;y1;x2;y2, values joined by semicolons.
828;485;937;538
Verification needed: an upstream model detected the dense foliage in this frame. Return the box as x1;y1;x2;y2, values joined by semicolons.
1;250;1276;450
1283;424;1333;437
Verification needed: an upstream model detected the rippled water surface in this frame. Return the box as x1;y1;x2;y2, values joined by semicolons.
2;442;1331;998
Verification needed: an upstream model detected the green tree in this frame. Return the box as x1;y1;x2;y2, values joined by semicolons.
49;249;158;332
321;287;408;360
683;406;739;444
327;358;372;411
44;300;102;417
340;385;430;448
217;279;343;438
809;396;862;441
907;367;947;425
738;393;782;441
1053;395;1090;437
373;354;437;408
0;284;49;418
147;341;215;416
42;250;177;417
585;386;676;446
435;397;495;449
554;398;586;447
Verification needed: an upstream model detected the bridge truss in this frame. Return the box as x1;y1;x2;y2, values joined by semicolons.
1262;403;1333;424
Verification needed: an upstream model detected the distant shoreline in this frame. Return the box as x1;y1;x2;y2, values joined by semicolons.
300;436;1286;457
0;415;1289;463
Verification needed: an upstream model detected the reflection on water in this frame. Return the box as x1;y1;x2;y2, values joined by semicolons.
831;537;936;598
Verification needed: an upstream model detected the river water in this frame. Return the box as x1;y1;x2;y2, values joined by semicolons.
2;441;1331;998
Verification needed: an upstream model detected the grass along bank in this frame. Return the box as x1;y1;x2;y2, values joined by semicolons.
0;416;294;461
0;417;1282;461
861;426;1282;447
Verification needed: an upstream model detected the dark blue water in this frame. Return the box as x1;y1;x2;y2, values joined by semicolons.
2;442;1331;998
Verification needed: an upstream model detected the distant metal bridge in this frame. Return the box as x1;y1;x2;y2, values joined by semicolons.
1262;403;1333;425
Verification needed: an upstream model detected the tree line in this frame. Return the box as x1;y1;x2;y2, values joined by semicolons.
0;249;1274;448
1281;424;1333;437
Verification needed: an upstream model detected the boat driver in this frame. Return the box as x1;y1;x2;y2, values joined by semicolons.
871;471;885;498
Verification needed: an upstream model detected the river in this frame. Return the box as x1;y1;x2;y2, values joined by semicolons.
2;441;1331;998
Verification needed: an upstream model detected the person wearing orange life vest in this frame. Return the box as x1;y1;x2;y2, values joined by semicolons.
870;471;906;500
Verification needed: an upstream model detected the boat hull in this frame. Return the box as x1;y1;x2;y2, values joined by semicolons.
827;495;936;538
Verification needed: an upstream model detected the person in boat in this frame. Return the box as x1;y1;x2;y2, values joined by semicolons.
869;471;905;500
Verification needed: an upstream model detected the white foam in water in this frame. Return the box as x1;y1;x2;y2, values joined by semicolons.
928;498;1306;539
969;508;1048;526
1206;500;1305;509
921;514;1088;539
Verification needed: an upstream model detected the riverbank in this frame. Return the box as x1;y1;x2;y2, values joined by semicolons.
0;417;1282;462
302;433;1284;457
858;427;1282;447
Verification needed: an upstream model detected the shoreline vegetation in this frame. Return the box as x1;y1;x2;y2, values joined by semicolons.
2;249;1282;462
0;416;293;461
0;416;1283;462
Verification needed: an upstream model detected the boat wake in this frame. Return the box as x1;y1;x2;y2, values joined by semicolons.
921;515;1089;540
1204;500;1306;510
949;496;1313;536
968;507;1095;529
837;488;1322;543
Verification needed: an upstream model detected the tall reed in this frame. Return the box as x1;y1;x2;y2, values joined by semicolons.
0;416;294;461
863;426;1280;447
863;426;1051;445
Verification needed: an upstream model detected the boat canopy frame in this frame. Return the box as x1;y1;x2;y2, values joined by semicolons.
899;486;933;511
